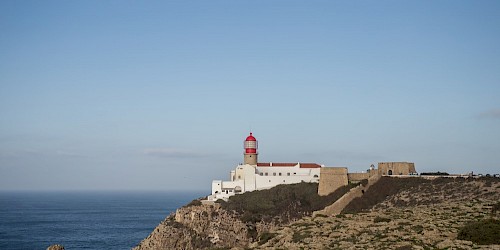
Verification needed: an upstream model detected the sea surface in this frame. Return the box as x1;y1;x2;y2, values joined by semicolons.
0;190;205;250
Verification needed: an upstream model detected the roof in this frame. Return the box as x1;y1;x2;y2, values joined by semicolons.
245;132;256;141
257;162;322;168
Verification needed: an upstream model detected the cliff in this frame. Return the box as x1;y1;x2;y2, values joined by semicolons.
132;203;254;249
134;177;500;250
133;182;353;249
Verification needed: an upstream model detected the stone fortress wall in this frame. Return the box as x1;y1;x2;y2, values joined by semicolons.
317;162;416;214
318;167;348;196
347;172;370;182
347;170;379;182
378;162;416;175
318;162;417;204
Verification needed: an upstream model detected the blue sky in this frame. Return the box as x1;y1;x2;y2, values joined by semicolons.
1;1;499;191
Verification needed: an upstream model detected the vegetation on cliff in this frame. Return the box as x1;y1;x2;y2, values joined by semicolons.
255;177;500;249
458;219;500;245
342;176;500;214
342;177;431;213
218;182;356;223
456;199;500;245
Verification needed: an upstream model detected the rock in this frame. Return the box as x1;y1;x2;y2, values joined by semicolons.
436;239;454;249
46;245;64;250
133;203;281;250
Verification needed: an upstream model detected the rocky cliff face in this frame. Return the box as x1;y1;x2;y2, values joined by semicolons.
133;203;281;250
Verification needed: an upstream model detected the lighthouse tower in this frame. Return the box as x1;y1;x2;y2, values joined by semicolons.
244;132;258;165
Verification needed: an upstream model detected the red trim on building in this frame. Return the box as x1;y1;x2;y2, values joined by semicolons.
257;163;321;168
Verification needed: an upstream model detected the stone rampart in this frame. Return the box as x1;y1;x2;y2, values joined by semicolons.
318;167;348;196
378;162;416;175
348;172;370;182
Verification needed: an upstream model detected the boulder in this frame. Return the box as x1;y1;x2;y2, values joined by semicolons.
46;244;65;250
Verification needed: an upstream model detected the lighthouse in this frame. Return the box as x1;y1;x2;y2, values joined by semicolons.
207;132;324;201
244;132;258;165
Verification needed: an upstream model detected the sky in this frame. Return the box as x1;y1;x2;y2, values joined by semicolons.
1;1;499;191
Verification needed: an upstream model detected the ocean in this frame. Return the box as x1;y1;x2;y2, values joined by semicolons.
0;191;205;250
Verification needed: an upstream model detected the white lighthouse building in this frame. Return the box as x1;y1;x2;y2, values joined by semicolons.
207;133;322;201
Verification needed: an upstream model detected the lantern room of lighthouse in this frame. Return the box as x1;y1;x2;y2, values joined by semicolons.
244;132;258;165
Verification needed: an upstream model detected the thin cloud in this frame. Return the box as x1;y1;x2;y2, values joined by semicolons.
477;108;500;119
143;148;205;158
0;150;87;158
55;150;87;158
0;149;41;158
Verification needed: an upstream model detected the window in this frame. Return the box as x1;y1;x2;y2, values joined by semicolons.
313;175;319;178
287;173;290;176
273;173;276;176
238;175;241;179
294;173;296;175
259;173;263;176
283;180;285;183
265;173;268;176
279;173;282;176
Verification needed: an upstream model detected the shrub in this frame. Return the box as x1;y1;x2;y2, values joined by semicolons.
492;202;500;214
190;233;213;249
246;224;258;240
184;199;202;207
292;230;311;243
314;213;328;218
359;179;369;186
165;220;184;229
258;232;277;245
457;219;500;245
373;216;391;223
395;246;413;250
412;225;424;234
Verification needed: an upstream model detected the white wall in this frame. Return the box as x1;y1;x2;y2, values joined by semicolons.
243;164;256;191
254;169;320;190
209;179;245;200
209;164;321;201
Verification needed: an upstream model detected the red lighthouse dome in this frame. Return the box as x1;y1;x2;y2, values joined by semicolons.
245;133;256;142
244;132;258;154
